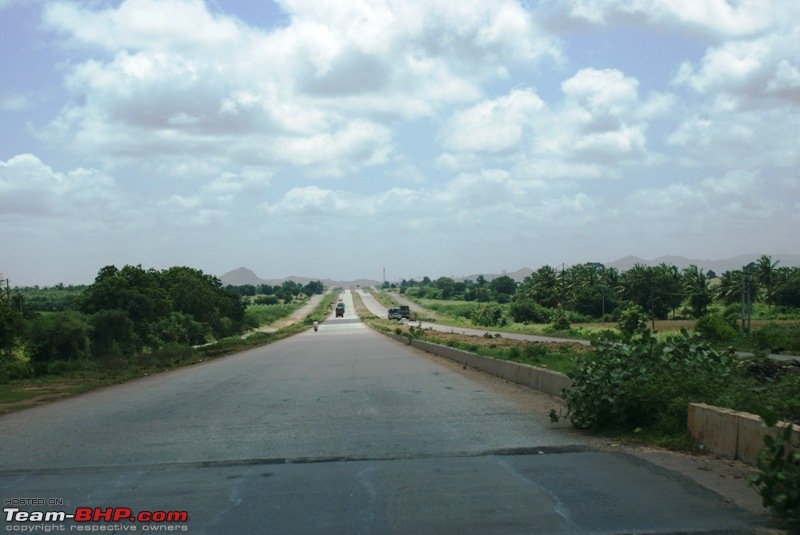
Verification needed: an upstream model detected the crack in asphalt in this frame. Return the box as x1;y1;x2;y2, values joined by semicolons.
0;445;592;476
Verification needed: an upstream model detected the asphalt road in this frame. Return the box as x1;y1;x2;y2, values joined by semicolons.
0;290;769;533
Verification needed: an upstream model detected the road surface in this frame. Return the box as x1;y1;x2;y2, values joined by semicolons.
0;291;772;533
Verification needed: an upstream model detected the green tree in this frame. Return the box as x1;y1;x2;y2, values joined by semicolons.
619;264;682;321
433;277;457;299
488;275;515;303
716;270;742;305
90;309;138;359
77;265;172;343
775;268;800;308
683;265;713;318
567;263;617;318
755;255;779;307
27;311;92;364
149;312;207;346
161;266;245;338
518;265;559;308
0;298;24;360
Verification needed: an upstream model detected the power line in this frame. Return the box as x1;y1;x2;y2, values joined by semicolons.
769;243;800;255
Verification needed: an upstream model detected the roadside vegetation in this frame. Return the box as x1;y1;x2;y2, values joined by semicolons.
380;255;800;355
370;257;800;528
0;264;332;413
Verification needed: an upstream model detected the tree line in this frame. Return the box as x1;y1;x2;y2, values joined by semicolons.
386;255;800;325
1;265;326;378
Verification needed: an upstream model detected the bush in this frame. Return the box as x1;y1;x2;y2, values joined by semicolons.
563;328;735;431
470;304;506;327
0;357;32;383
552;314;571;331
150;343;196;367
149;312;207;347
752;322;800;353
616;304;649;338
748;411;800;529
695;313;739;342
509;300;552;323
523;343;549;363
26;312;92;365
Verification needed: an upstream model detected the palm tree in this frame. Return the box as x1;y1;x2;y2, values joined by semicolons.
754;255;779;307
683;265;712;317
716;270;742;305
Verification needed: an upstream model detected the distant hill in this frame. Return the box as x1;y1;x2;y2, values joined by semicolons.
219;267;380;288
456;268;533;283
605;254;800;273
221;254;800;288
220;267;264;286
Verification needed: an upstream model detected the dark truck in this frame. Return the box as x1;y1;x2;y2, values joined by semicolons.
335;302;345;317
388;305;411;320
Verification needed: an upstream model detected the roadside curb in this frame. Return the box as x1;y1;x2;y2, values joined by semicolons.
379;331;572;398
688;402;800;466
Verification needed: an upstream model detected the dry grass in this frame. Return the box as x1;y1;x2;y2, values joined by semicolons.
0;380;90;414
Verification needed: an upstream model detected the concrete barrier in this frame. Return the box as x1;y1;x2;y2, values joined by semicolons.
382;332;572;398
688;402;800;466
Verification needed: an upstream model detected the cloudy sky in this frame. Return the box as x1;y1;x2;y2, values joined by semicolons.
1;0;799;286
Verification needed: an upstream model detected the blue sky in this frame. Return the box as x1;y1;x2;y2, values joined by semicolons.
1;0;799;286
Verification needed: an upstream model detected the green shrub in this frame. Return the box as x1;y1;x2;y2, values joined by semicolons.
563;328;735;431
0;357;32;383
509;300;552;323
523;343;549;363
695;313;739;342
748;411;800;529
752;322;800;353
151;343;196;366
616;304;648;338
27;311;92;366
470;304;506;327
552;314;571;331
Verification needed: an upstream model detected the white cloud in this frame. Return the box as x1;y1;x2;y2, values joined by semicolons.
38;0;560;180
1;93;33;111
442;89;545;154
700;169;760;195
549;0;791;38
0;154;120;220
673;30;800;107
440;68;666;178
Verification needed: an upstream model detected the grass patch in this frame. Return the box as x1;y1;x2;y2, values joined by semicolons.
363;317;589;376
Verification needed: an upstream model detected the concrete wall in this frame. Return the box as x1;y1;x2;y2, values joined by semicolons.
687;403;800;466
383;332;572;398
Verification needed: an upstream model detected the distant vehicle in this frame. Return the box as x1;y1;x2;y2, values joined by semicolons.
336;302;345;317
388;306;410;320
